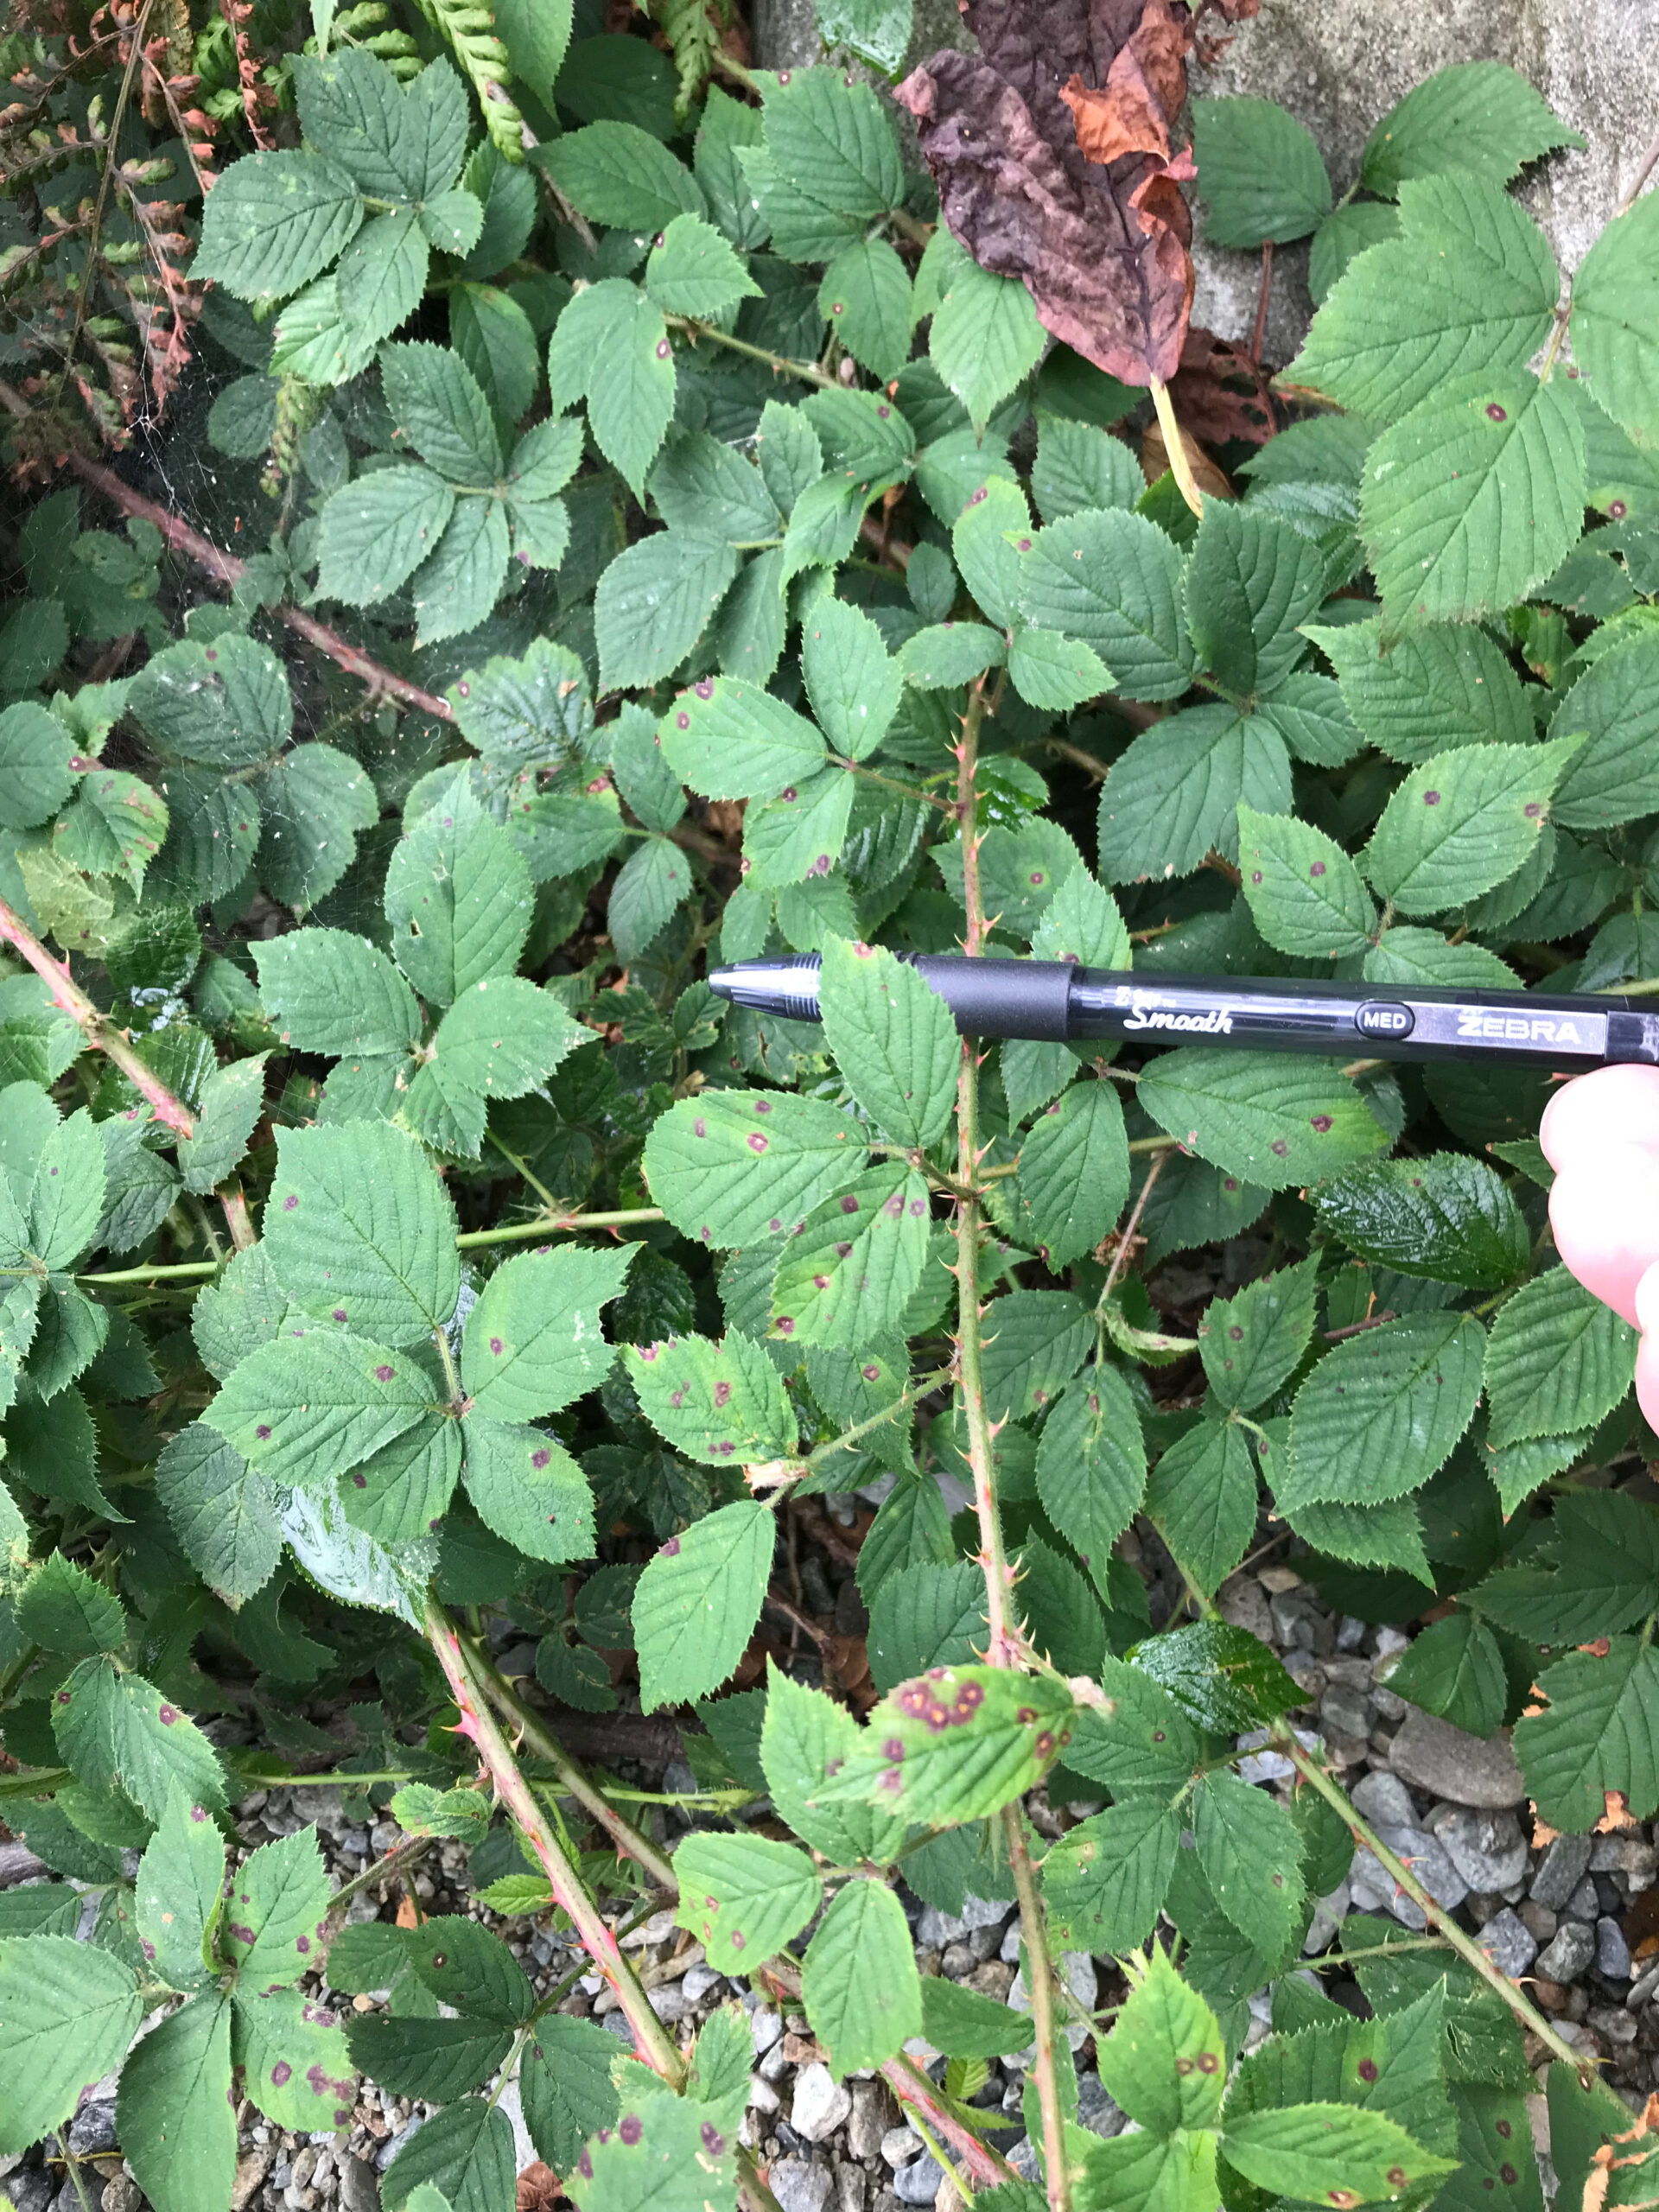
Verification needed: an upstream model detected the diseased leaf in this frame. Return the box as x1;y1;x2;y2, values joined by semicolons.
801;1877;921;2076
631;1501;776;1709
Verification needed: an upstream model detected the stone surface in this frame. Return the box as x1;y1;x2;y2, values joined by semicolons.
66;2101;119;2158
893;2152;947;2207
1598;1916;1634;1980
753;0;1659;385
850;2082;898;2162
1388;1713;1526;1808
793;2065;855;2145
1187;0;1659;362
1537;1921;1598;1983
1428;1808;1530;1895
772;2158;835;2212
1351;1772;1415;1830
1531;1835;1595;1909
1476;1908;1539;1980
881;2127;923;2169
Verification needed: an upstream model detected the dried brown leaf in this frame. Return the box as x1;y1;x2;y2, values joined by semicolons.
897;0;1257;387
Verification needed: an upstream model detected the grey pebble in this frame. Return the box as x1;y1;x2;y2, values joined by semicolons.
67;2100;119;2157
1530;1834;1593;1910
339;2156;378;2212
1475;1908;1538;1980
1598;1916;1633;1980
1536;1920;1597;1983
893;2152;946;2206
1351;1824;1467;1931
1387;1710;1526;1808
375;2120;421;2176
1350;1772;1415;1829
1428;1808;1529;1895
1627;1960;1659;2011
880;2127;921;2169
1076;2073;1126;2139
771;2158;834;2212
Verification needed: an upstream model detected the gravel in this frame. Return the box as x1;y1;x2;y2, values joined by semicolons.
1477;1908;1539;1980
1387;1710;1528;1808
792;2066;853;2145
772;2158;835;2212
1532;1834;1595;1909
1428;1808;1530;1894
1538;1921;1599;1983
893;2151;946;2206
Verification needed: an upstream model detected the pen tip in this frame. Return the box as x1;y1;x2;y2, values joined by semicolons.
706;968;738;1000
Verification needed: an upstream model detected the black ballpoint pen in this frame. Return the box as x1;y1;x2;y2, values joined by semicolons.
706;955;1659;1071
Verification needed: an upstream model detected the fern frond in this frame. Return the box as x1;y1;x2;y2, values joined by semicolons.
406;0;524;157
648;0;731;114
320;1;421;80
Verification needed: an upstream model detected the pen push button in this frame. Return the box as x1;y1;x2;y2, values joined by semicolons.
1354;1001;1414;1039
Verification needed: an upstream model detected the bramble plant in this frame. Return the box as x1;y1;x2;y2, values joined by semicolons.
3;0;1659;2207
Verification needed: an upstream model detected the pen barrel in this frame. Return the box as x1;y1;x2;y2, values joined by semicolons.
1066;969;1628;1069
910;955;1074;1042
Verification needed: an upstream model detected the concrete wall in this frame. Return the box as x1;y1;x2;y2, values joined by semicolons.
753;0;1659;366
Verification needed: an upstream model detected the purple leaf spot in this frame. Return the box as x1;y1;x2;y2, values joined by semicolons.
1486;403;1508;421
333;1309;346;1322
374;1365;394;1382
159;1705;177;1724
663;1535;681;1555
531;1447;550;1469
1424;791;1440;805
490;1337;504;1355
270;2063;292;2087
256;1424;271;1440
283;1194;298;1210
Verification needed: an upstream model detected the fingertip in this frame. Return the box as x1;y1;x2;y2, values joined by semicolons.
1636;1326;1659;1436
1540;1064;1659;1173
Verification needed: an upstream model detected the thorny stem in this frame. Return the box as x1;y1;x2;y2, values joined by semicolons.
1148;375;1205;518
1004;1804;1072;2210
1098;1150;1169;1314
1616;132;1659;215
1275;1732;1595;2085
953;679;1020;1673
662;313;837;389
423;1598;688;2085
955;679;1071;2212
460;1636;678;1891
0;893;197;1137
217;1180;257;1252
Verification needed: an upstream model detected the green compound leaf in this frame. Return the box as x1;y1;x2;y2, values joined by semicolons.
1482;1263;1637;1450
644;1087;863;1247
1011;1079;1128;1267
1132;1621;1302;1735
461;1245;631;1423
193;150;363;305
1548;632;1659;830
595;533;739;694
1470;1491;1659;1647
118;1992;237;2212
817;238;912;381
759;1662;906;1866
1515;1637;1659;1833
625;1332;796;1465
1097;1944;1226;2136
631;1500;776;1710
1358;62;1583;196
800;597;902;763
812;1664;1076;1825
222;1824;334;1990
15;1551;126;1659
1314;1154;1530;1290
1018;507;1192;700
461;1417;594;1565
205;1332;434;1491
1236;804;1377;959
398;976;585;1160
1096;703;1291;884
1184;505;1326;699
672;1830;820;1972
1138;1049;1389;1191
818;936;959;1149
0;702;77;830
1030;411;1144;524
1362;734;1584;916
1306;616;1534;763
1193;1767;1306;1958
0;1934;143;2155
130;632;293;769
263;1120;459;1345
155;1422;281;1608
520;2016;620;2177
645;211;760;319
234;1988;357;2133
1193;95;1332;246
1381;1611;1506;1738
1281;1311;1486;1509
137;1781;225;1993
1290;173;1558;423
1571;196;1659;449
769;1163;930;1346
548;282;677;505
1361;374;1587;628
1198;1255;1319;1414
383;786;532;1006
1042;1796;1182;1957
1143;1417;1259;1599
929;242;1046;431
978;1289;1092;1422
565;2082;737;2212
53;1655;228;1821
1221;2103;1459;2205
658;674;826;801
383;2094;516;2212
1035;1369;1147;1594
801;1877;921;2076
255;929;422;1057
178;1054;268;1198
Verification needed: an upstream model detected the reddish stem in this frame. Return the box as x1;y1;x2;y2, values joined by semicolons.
1250;238;1274;366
